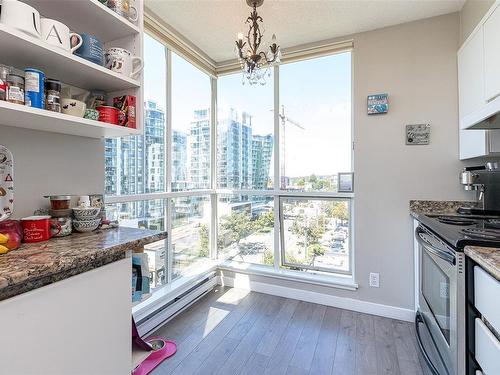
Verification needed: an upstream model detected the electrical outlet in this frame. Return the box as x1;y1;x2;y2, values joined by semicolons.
369;272;380;288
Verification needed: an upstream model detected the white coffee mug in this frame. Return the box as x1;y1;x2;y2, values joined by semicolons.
105;47;143;78
0;0;41;39
41;18;82;53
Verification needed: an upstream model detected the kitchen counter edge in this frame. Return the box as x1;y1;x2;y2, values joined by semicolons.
0;227;167;301
465;246;500;281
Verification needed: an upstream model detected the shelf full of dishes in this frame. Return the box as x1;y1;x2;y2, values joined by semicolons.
0;64;138;129
0;194;120;255
0;0;143;92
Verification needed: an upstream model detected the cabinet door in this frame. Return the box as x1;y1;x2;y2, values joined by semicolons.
458;29;485;128
460;129;487;159
484;4;500;102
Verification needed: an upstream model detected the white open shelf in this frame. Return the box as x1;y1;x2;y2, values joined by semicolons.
26;0;140;42
0;24;140;92
0;100;141;139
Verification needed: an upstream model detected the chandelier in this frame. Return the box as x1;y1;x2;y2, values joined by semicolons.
235;0;281;85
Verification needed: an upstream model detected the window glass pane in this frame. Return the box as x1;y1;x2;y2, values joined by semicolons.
281;198;350;273
171;195;211;279
217;72;274;189
218;194;274;266
105;33;166;195
106;199;167;289
279;52;352;192
171;53;211;191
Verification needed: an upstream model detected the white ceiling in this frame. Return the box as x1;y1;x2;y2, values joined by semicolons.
145;0;466;63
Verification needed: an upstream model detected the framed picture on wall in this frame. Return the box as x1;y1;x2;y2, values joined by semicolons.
367;93;389;115
338;172;354;193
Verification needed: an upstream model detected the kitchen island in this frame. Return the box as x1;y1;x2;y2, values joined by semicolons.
0;227;167;375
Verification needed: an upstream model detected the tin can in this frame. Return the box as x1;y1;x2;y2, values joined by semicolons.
24;68;45;109
6;74;25;105
0;65;11;101
45;78;61;112
96;105;119;124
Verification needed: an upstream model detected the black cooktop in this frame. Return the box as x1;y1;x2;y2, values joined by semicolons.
417;214;500;250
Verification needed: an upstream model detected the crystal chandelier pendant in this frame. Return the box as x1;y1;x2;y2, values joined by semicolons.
234;0;280;86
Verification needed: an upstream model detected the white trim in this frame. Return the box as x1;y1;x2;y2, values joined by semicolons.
144;10;217;77
217;40;354;76
218;261;357;290
219;272;414;322
273;65;280;271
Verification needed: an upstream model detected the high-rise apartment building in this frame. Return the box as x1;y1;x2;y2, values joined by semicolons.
217;108;253;189
252;134;273;189
188;109;211;190
172;130;187;191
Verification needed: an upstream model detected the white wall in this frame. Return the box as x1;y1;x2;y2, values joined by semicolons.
0;125;104;218
353;12;468;309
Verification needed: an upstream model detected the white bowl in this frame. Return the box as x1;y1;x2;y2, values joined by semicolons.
72;207;101;220
73;218;101;232
61;99;86;117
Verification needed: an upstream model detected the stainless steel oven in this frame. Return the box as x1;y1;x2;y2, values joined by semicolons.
415;225;465;375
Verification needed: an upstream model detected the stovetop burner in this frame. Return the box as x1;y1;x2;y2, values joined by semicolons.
461;228;500;240
418;213;500;249
436;216;477;225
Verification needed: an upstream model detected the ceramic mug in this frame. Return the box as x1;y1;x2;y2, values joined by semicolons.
0;0;41;39
107;0;138;22
105;47;143;78
61;98;86;117
73;33;104;66
40;18;82;54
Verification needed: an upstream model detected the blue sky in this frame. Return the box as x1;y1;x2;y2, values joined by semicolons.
144;34;351;178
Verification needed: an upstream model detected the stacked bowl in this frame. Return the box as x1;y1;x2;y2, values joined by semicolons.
72;207;101;232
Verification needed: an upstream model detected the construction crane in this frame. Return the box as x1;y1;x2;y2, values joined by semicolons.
271;105;305;189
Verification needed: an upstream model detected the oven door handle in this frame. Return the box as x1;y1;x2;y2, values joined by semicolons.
415;312;442;375
415;227;455;265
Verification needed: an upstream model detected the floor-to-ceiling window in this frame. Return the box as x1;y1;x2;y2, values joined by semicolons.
106;31;353;309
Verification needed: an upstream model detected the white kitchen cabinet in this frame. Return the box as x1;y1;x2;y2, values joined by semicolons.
0;259;132;375
458;1;500;159
484;4;500;102
458;28;485;126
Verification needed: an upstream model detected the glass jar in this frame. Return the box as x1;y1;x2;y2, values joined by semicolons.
45;78;61;112
6;74;24;105
0;65;12;101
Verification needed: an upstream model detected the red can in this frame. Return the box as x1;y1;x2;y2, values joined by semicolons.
21;216;60;243
96;105;119;125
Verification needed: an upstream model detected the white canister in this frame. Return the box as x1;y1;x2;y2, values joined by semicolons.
40;18;82;54
105;47;143;78
0;0;41;39
77;195;91;207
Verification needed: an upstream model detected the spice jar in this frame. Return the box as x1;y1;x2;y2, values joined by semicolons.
45;79;61;112
6;74;24;105
0;65;11;101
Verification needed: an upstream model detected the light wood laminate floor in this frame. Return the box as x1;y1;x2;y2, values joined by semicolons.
151;287;427;375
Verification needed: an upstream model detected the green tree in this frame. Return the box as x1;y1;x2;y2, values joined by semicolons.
309;174;318;183
263;249;274;265
255;211;274;233
296;177;305;188
327;201;349;223
291;215;325;248
198;224;209;257
220;212;254;245
307;243;326;265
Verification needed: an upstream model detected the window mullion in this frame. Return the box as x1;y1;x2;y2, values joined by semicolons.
210;77;218;259
273;65;280;271
166;48;173;284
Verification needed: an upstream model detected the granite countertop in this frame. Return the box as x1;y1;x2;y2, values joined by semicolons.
0;227;167;301
409;200;478;219
465;246;500;281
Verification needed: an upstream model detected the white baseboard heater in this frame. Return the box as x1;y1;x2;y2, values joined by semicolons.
136;271;217;337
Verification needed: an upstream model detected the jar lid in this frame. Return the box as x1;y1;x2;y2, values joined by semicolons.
45;79;61;91
47;195;72;200
7;74;24;83
49;208;73;218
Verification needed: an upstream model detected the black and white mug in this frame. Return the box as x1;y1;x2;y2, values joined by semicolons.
41;18;82;54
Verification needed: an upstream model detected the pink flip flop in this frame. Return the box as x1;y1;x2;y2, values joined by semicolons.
132;336;177;375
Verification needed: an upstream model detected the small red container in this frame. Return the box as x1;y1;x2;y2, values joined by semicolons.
96;105;119;125
21;215;59;243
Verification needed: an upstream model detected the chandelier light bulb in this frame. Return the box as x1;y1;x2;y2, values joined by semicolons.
237;32;244;41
